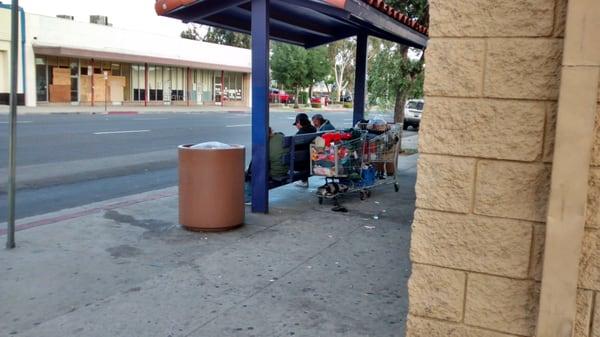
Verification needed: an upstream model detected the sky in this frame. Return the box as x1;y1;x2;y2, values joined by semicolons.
4;0;190;38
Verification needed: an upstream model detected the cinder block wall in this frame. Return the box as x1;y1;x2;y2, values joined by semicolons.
406;0;579;336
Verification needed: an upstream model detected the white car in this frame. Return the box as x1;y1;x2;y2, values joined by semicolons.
403;99;424;130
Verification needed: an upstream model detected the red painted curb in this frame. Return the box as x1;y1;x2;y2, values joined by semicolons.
0;190;177;236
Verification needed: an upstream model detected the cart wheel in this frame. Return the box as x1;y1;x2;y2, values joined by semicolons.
394;183;399;192
318;197;324;205
360;191;366;200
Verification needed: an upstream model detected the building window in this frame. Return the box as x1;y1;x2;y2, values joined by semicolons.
224;72;243;101
35;57;48;102
131;64;146;102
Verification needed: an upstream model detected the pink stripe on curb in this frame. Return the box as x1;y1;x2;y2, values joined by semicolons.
0;190;177;236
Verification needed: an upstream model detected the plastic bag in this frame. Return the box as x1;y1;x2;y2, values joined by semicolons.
190;142;233;149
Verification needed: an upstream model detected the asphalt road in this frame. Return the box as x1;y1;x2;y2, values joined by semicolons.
0;111;416;221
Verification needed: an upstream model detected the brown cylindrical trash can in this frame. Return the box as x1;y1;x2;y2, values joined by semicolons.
178;144;245;231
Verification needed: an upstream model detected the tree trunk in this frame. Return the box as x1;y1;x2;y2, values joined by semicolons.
294;86;300;109
393;92;406;151
308;85;313;103
393;91;406;124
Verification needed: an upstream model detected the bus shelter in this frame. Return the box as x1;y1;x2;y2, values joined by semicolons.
156;0;428;213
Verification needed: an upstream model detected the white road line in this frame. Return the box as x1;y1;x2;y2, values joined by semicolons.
225;124;251;128
0;121;33;124
343;118;353;121
93;130;151;135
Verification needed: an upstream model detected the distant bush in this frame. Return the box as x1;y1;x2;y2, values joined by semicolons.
311;103;322;109
343;102;353;109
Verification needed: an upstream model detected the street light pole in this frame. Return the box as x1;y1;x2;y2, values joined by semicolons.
6;0;19;249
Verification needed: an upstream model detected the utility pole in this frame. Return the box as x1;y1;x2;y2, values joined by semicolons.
7;0;19;249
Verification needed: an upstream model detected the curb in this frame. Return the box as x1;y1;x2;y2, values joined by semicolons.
107;111;139;115
0;188;177;237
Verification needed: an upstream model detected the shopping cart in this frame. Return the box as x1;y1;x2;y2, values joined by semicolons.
310;127;401;205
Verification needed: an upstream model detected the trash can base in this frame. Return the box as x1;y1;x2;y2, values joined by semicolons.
181;223;244;232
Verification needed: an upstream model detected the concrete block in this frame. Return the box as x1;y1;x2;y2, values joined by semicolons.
579;230;600;291
475;161;551;222
411;209;533;278
415;154;476;213
554;0;568;37
543;102;558;163
530;224;545;281
485;38;563;100
575;290;594;337
424;38;485;97
408;264;466;322
407;315;517;337
419;97;546;161
429;0;554;37
592;107;600;167
465;274;539;336
587;169;600;229
592;293;600;337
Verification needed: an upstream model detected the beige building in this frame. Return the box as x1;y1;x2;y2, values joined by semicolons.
407;0;600;337
0;5;251;107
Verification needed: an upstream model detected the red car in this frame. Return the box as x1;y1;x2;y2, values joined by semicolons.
269;88;292;104
311;95;331;105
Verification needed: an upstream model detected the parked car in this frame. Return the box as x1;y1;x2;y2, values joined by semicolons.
340;93;353;102
310;95;332;105
403;99;424;130
269;88;292;104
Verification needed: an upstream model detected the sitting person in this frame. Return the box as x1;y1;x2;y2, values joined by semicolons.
244;127;288;203
294;113;317;134
293;113;316;187
311;113;335;131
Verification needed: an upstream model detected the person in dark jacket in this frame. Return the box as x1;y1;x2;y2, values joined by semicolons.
292;113;316;187
311;114;335;131
293;113;317;134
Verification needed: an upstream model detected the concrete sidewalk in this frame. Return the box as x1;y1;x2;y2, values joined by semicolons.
0;155;417;337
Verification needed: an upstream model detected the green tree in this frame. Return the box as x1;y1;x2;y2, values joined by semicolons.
180;24;251;49
271;43;309;108
180;24;201;40
367;0;428;122
203;27;251;49
328;39;356;102
305;46;331;100
271;43;331;108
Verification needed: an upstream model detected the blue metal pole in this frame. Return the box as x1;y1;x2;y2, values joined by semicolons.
353;32;368;125
251;0;270;213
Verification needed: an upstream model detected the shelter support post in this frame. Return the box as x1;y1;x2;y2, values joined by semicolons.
250;0;270;213
535;1;600;335
144;63;149;107
6;0;18;249
353;32;368;125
